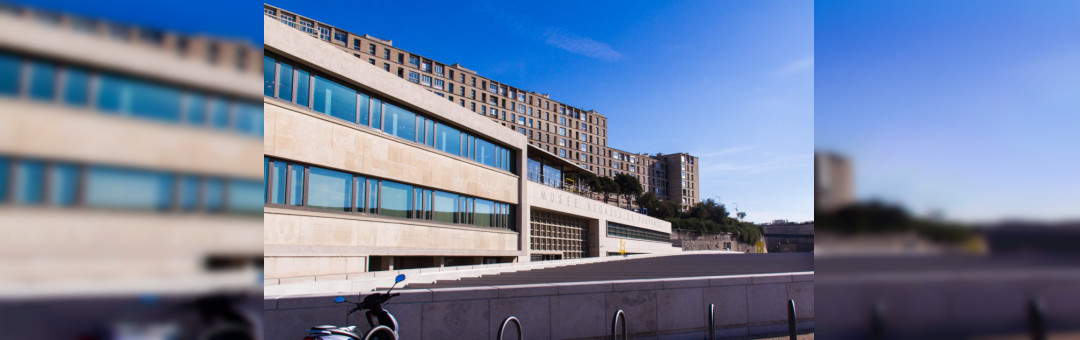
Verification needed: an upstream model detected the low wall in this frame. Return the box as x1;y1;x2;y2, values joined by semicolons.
265;272;813;340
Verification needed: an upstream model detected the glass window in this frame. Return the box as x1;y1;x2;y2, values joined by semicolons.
179;175;199;211
185;93;206;125
209;98;229;129
367;178;379;214
370;98;382;129
432;191;457;223
383;103;416;141
277;62;293;101
354;176;366;212
296;69;310;107
357;93;369;125
289;164;304;206
15;160;45;205
264;55;275;96
49;163;79;206
0;53;20;96
267;159;286;204
235;103;263;137
475;139;498;168
29;61;57;101
379;180;412;218
313;75;357;122
63;67;90;106
0;157;8;203
97;74;182;122
205;178;224;212
425;120;434;147
435;124;461;156
227;180;263;214
307;166;352;212
85;166;172;210
474;198;494;227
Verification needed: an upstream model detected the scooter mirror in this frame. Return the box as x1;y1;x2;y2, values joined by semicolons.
395;274;406;283
333;296;346;303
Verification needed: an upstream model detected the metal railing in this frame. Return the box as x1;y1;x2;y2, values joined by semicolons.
706;303;716;340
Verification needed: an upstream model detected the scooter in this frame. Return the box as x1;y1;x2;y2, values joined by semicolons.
302;274;406;340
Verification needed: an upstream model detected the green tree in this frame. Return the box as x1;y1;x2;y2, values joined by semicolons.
613;173;643;209
597;176;618;203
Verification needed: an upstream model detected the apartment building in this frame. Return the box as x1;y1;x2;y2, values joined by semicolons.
0;5;263;294
263;4;701;210
263;12;677;279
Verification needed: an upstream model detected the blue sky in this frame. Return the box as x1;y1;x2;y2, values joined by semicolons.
817;0;1080;223
19;0;814;223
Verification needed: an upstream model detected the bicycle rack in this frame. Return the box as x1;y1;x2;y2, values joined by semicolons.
787;299;796;340
611;309;626;340
497;316;523;340
706;303;715;340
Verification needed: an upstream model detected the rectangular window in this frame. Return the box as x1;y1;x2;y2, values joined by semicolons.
369;44;376;55
296;69;310;106
334;31;347;44
318;26;331;41
382;102;416;141
383;49;390;59
313;75;357;122
370;98;382;129
29;61;57;101
408;71;419;83
263;55;275;96
367;178;379;214
436;124;461;156
432;79;444;90
62;67;90;106
299;19;315;34
276;62;293;101
433;64;444;76
409;55;419;66
13;160;44;205
307;166;352;212
420;75;432;86
289;165;304;206
267;159;286;204
97;73;182;122
379;180;412;218
421;60;431;72
432;191;458;223
352;39;361;50
84;165;172;210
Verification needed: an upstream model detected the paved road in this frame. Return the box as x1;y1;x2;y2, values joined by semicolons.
405;252;813;289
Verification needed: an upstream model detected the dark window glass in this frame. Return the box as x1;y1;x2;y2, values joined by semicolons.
432;190;457;223
289;165;304;206
185;94;206;125
370;98;382;129
474;198;494;227
63;67;90;106
227;180;263;214
209;98;229;129
378;180;412;218
0;53;19;96
357;93;369;125
296;69;310;107
313;75;356;122
263;55;275;96
307;166;352;212
49;163;79;206
179;175;199;211
436;124;460;156
277;63;293;101
29;61;56;101
15;160;45;205
268;160;286;204
382;103;416;141
85;166;172;210
205;178;224;212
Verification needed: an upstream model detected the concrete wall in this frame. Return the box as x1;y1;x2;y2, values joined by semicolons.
264;272;813;340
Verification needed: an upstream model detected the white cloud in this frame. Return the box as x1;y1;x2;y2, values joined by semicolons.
696;145;758;158
544;29;624;62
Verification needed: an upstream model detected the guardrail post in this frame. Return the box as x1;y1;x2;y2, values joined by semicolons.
870;300;885;340
1029;297;1045;340
497;316;522;340
787;299;796;340
612;309;626;340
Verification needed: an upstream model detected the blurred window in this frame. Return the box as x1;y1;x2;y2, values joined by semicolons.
62;67;89;106
28;61;56;101
15;160;45;205
49;163;78;206
0;53;19;96
85;166;172;211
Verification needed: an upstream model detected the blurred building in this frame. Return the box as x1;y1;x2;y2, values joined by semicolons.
815;151;854;211
263;13;677;281
0;4;263;297
262;4;700;211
